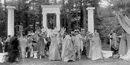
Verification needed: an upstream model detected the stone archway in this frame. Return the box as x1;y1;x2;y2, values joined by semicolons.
41;5;61;31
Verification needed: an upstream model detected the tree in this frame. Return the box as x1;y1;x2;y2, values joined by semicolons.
94;0;130;43
0;3;6;37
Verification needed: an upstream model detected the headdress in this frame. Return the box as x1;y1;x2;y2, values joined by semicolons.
74;29;79;32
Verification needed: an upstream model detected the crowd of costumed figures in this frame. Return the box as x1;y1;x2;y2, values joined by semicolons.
0;26;130;63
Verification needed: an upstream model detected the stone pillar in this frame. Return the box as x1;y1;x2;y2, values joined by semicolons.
56;13;60;31
42;13;47;28
6;6;15;36
87;7;95;33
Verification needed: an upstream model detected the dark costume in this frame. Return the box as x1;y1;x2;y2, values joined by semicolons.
8;37;20;63
0;42;2;53
45;37;51;52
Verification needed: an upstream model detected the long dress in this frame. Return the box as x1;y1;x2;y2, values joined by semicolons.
62;35;75;62
120;33;130;60
37;34;45;56
49;35;60;61
19;37;28;59
91;33;103;60
120;48;130;60
111;33;118;55
61;36;67;59
119;33;127;56
126;33;130;51
88;34;93;59
85;33;90;57
88;40;93;59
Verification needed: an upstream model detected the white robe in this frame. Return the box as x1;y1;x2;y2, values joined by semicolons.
74;34;83;52
62;35;75;62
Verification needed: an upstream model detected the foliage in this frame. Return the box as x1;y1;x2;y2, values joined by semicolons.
95;0;130;44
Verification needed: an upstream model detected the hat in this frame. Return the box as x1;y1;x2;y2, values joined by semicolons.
74;29;79;32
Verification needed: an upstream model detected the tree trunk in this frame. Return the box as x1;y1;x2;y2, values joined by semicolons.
83;1;87;31
68;15;71;33
67;8;71;33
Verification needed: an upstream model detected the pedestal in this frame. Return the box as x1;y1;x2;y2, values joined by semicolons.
87;7;95;33
6;6;15;36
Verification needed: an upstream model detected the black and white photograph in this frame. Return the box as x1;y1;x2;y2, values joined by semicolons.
0;0;130;65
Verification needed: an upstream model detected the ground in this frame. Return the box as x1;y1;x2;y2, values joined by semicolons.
1;44;129;65
0;57;130;65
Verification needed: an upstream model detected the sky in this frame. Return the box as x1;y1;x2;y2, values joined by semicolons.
1;0;4;4
99;0;112;8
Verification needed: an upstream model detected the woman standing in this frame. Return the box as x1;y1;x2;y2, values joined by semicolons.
111;32;118;55
49;31;60;61
37;32;45;59
118;31;127;57
62;35;75;62
88;33;93;59
91;30;103;60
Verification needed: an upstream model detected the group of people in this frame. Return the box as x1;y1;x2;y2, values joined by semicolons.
0;27;104;62
1;26;130;63
109;30;130;60
46;28;103;61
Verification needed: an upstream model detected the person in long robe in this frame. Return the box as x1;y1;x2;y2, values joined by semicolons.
85;31;90;58
88;33;93;59
61;32;67;59
71;31;77;56
81;29;86;55
91;30;103;60
120;33;130;60
74;30;83;60
26;35;33;58
19;36;28;59
111;32;118;55
62;35;75;62
37;33;45;59
49;31;61;61
126;33;130;51
118;31;127;57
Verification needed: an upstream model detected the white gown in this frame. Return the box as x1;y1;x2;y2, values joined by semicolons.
120;49;130;60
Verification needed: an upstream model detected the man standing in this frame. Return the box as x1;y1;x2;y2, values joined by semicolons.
74;29;83;60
